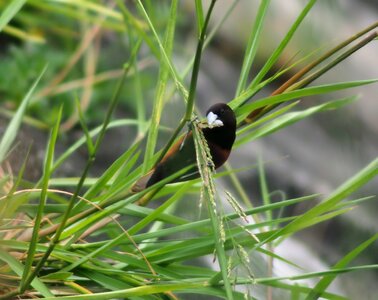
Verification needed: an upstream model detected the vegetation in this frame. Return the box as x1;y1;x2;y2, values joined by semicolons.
0;0;377;299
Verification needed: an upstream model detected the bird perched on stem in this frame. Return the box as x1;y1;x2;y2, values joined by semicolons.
132;103;236;192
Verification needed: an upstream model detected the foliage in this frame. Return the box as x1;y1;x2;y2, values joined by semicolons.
0;1;377;299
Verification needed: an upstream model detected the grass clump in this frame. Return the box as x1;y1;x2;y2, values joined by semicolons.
0;1;377;299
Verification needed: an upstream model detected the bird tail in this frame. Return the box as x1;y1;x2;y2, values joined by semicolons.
131;169;154;193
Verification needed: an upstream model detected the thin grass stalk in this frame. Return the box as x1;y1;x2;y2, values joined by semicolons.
15;66;130;299
245;25;378;123
0;66;47;164
235;0;271;96
194;0;204;34
142;0;178;172
305;233;378;300
258;157;378;247
134;0;187;99
245;0;317;96
154;0;217;167
0;0;27;32
0;145;31;222
289;31;378;91
273;21;378;96
19;107;62;291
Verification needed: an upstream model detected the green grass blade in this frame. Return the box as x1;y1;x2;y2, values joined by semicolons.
234;0;317;108
258;156;272;222
195;0;204;34
305;233;378;300
135;0;187;100
84;142;140;200
235;96;357;147
57;164;194;240
143;0;178;172
78;270;132;291
0;248;53;297
51;119;141;173
76;97;94;153
41;281;210;300
128;183;192;235
236;101;299;136
259;281;348;300
260;157;378;246
235;0;271;96
256;265;378;284
0;65;47;164
0;0;27;32
20;106;62;291
235;79;377;122
132;55;146;136
115;1;159;56
0;145;31;220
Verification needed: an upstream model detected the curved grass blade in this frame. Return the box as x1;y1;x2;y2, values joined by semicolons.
143;0;178;172
20;106;62;291
305;233;378;300
235;79;377;122
134;0;187;100
235;0;271;96
0;0;27;32
259;157;378;246
0;65;47;164
233;0;317;108
0;248;53;298
235;96;357;147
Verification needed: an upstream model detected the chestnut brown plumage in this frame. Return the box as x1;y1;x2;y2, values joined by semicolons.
132;103;236;192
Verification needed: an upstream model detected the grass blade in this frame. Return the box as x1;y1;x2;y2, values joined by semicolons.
260;157;378;246
0;248;53;297
235;0;271;96
233;0;317;108
194;0;204;35
0;0;26;32
143;0;178;172
235;79;377;122
20;106;62;292
305;233;378;299
135;0;187;100
0;65;47;164
235;96;357;147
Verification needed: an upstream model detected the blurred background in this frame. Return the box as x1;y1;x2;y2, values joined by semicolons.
1;0;377;299
195;1;378;298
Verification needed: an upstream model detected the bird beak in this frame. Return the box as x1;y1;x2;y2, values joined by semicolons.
207;111;224;127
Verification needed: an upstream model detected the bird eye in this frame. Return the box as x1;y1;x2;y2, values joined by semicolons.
220;108;225;114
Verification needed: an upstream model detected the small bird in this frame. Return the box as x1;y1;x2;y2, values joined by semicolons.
132;103;236;192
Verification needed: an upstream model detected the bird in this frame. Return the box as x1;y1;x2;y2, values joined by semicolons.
132;103;236;192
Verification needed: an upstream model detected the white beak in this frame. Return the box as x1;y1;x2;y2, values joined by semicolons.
207;111;224;127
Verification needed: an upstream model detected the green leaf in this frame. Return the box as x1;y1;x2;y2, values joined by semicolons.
40;271;73;281
195;0;204;35
235;96;357;147
233;0;317;108
0;0;27;32
260;157;378;246
143;0;178;172
20;106;62;289
0;65;47;164
235;0;271;96
135;0;188;100
305;233;378;300
0;248;53;297
234;79;377;122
